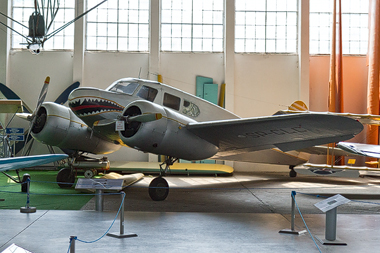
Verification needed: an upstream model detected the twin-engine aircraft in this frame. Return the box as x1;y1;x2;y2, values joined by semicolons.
18;78;363;200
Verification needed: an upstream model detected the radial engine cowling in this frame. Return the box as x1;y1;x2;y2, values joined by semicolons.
31;102;120;154
118;100;218;160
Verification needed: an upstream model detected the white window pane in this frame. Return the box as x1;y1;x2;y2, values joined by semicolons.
108;37;117;50
266;40;276;52
139;38;148;51
161;38;172;51
235;39;245;52
172;24;182;37
182;38;191;51
267;26;276;39
267;12;276;26
119;24;128;37
256;39;265;52
182;25;192;37
246;39;255;52
246;12;256;26
193;38;203;51
203;39;213;51
213;38;223;51
246;26;255;39
129;38;138;51
203;25;212;38
118;38;128;50
98;23;107;36
162;10;172;23
129;24;138;36
139;24;149;38
162;24;172;38
193;25;202;38
172;38;182;51
236;12;246;25
108;24;118;37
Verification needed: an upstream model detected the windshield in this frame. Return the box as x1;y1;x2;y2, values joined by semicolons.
109;81;139;95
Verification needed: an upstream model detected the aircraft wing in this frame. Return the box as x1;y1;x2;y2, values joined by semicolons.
186;113;363;157
282;109;380;126
337;142;380;159
0;154;68;172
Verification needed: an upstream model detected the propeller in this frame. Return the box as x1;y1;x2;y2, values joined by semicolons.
21;76;50;155
94;113;163;128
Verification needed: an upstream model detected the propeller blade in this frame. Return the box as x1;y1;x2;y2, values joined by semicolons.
128;113;162;123
16;113;33;121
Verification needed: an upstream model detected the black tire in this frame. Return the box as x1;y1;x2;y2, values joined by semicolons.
56;168;75;188
149;177;169;201
289;169;297;178
21;174;31;193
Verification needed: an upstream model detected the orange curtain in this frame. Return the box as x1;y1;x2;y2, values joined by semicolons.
327;0;343;165
367;0;380;147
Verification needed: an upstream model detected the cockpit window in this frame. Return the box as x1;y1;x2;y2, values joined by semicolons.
109;81;139;95
183;100;200;117
136;85;158;102
163;93;180;111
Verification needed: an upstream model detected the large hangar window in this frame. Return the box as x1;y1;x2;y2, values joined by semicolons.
86;0;149;51
310;0;369;55
161;0;224;52
11;0;75;50
235;0;298;53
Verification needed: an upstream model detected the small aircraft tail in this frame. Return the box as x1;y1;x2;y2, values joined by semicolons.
288;100;309;111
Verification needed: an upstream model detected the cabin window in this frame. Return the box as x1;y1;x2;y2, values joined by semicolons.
110;81;139;94
137;86;158;102
163;93;181;111
183;100;200;117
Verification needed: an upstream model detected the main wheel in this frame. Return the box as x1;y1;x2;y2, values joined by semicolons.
289;169;297;178
149;177;169;201
56;168;75;188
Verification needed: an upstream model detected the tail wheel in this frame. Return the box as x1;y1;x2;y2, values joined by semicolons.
149;177;169;201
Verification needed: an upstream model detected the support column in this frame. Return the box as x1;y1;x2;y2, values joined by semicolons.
149;0;160;81
298;0;309;105
0;0;11;85
224;0;235;113
148;0;160;163
73;0;85;84
224;0;235;168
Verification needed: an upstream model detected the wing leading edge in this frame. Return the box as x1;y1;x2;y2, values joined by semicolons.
186;113;363;157
0;154;68;172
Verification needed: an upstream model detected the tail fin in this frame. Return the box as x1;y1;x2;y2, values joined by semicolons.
288;100;308;111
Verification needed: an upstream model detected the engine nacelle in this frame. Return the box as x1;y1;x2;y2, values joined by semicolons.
118;100;218;160
31;102;120;154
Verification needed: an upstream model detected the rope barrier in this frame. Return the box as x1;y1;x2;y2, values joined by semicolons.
291;192;322;253
66;192;125;252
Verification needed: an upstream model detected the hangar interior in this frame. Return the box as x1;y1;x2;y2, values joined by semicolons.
1;0;380;252
0;0;372;171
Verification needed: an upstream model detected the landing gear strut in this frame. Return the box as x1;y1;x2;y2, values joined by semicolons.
289;165;297;178
148;156;178;201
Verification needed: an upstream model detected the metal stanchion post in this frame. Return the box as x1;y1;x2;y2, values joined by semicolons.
107;192;137;238
95;189;104;212
20;178;37;213
279;191;306;235
70;236;76;253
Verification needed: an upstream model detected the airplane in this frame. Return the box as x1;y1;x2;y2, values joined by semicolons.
1;154;68;191
16;77;363;201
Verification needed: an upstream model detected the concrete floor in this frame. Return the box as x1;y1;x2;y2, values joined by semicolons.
1;171;380;252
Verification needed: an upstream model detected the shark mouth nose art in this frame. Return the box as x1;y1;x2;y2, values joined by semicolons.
69;97;123;116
